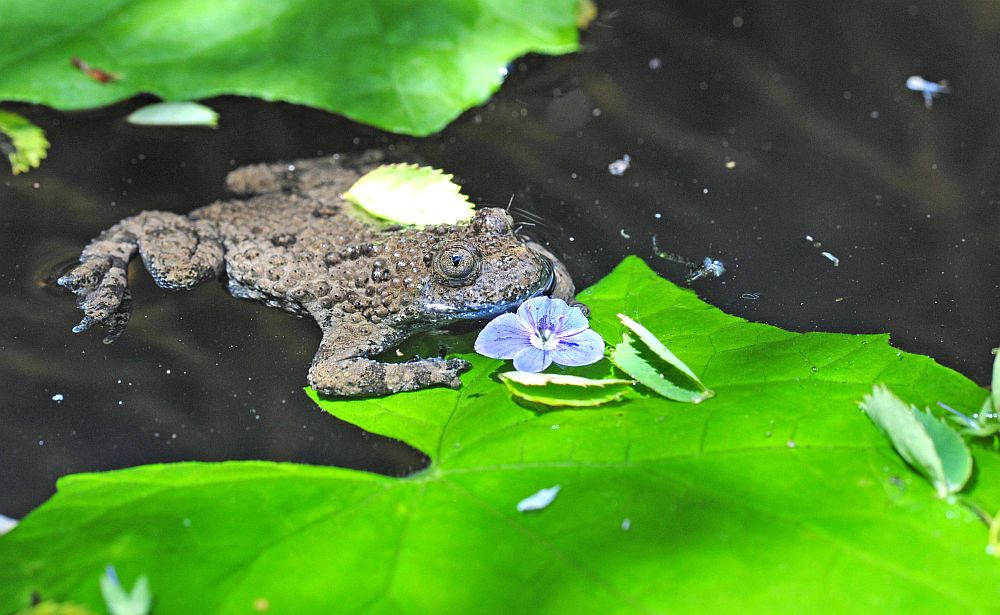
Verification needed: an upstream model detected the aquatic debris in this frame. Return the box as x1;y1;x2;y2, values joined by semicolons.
820;251;840;267
475;296;604;373
517;485;561;512
71;57;121;83
906;75;952;109
608;154;631;176
805;234;840;267
51;393;64;402
650;235;725;284
687;257;725;282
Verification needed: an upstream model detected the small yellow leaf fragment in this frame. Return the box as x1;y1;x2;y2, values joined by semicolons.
0;109;49;175
343;163;475;226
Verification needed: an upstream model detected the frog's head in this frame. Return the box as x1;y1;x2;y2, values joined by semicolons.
418;208;554;322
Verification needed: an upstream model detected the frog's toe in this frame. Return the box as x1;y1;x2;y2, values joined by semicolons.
57;257;111;292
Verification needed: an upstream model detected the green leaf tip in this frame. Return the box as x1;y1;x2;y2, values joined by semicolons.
126;101;219;128
0;110;49;175
610;314;713;403
499;371;633;407
344;163;475;226
859;384;972;498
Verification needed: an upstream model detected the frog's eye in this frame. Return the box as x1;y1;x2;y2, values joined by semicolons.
473;211;511;235
433;242;482;286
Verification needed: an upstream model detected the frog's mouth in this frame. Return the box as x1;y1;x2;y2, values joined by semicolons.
421;254;555;321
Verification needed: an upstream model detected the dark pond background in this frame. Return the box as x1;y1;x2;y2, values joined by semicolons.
2;0;998;517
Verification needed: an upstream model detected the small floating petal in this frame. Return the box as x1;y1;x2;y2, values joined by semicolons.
517;485;561;512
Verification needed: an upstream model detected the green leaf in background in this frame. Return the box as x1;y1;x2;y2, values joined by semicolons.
0;110;49;175
125;101;218;128
344;163;474;225
2;257;999;613
0;0;582;136
498;371;633;407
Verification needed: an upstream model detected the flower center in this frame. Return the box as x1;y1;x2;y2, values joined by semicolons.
535;326;560;350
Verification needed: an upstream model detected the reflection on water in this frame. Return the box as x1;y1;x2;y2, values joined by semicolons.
1;0;997;516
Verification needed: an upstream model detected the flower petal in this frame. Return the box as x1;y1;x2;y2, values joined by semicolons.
516;295;555;332
551;329;606;367
517;295;586;336
474;313;532;359
553;304;589;337
513;347;552;372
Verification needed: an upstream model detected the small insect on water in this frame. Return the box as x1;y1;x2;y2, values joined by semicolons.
905;75;952;109
71;56;121;83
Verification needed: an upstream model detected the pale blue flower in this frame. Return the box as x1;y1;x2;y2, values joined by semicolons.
474;296;605;372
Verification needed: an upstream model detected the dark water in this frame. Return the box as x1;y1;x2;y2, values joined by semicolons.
2;0;998;517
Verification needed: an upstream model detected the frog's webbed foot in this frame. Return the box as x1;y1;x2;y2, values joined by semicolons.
59;211;223;342
309;356;471;398
307;326;471;398
58;256;133;344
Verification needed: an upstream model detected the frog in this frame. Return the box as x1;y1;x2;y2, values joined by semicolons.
58;152;573;398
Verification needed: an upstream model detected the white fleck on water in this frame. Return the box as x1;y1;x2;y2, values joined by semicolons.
608;154;631;176
51;393;64;402
621;518;632;531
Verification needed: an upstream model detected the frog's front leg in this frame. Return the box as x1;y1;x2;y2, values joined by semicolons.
307;323;470;398
58;211;223;342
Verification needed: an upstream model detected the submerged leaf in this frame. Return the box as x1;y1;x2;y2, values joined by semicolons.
0;110;49;175
610;315;713;403
0;1;581;136
126;102;218;127
499;371;632;407
859;384;972;497
344;163;474;225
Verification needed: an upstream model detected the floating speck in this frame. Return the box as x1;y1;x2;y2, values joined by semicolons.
648;57;662;70
608;154;631;176
517;486;561;512
725;160;736;169
820;251;840;266
620;229;631;239
732;15;744;28
51;393;64;402
182;518;192;527
621;518;632;531
786;440;797;448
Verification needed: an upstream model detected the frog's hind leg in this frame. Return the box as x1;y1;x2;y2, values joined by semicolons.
59;211;222;342
135;213;224;290
223;150;387;196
